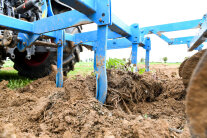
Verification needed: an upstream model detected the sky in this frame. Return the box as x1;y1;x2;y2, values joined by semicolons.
80;0;207;62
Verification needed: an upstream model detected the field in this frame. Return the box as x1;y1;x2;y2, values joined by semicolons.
0;61;180;89
0;60;193;138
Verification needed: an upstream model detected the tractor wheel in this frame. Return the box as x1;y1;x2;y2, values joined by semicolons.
13;50;55;79
13;27;82;79
0;54;4;69
186;50;207;138
179;49;206;88
0;47;6;69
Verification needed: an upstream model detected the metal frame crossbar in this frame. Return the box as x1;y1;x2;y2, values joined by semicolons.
1;0;206;103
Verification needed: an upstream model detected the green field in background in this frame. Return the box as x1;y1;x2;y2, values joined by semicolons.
0;60;180;89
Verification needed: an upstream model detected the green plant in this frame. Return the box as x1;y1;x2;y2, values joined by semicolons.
106;58;126;69
163;57;168;63
138;68;146;75
144;114;148;119
140;58;145;63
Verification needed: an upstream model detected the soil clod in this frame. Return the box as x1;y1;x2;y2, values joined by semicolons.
0;65;190;137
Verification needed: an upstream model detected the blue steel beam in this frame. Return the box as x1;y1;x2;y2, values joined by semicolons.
0;0;130;39
110;14;131;36
154;32;173;45
0;13;75;43
0;14;33;33
171;36;193;45
141;19;201;35
40;0;111;26
189;20;207;51
34;10;92;34
58;0;96;16
35;2;131;37
107;38;132;50
74;29;122;43
82;38;132;50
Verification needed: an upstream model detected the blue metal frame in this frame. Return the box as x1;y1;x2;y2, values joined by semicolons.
0;0;206;104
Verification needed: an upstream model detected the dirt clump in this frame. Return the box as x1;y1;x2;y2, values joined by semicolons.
179;49;206;88
186;51;207;138
0;66;190;137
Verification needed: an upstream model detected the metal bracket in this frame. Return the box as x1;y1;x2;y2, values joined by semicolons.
17;33;40;52
26;45;36;60
6;47;16;59
128;24;140;69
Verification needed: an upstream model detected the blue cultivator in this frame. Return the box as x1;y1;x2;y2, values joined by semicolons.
0;0;206;104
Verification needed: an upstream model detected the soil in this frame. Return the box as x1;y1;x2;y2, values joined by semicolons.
186;51;207;138
179;59;188;78
0;64;191;138
180;49;206;88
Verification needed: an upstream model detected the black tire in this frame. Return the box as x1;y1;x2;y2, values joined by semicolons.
12;28;81;79
0;48;6;69
13;50;55;79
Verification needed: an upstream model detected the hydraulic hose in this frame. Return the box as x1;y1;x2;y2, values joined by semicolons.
14;0;39;14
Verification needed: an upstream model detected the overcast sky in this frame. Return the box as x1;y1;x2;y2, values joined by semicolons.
81;0;207;62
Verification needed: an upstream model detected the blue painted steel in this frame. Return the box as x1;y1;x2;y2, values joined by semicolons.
93;49;99;99
47;0;54;17
34;0;112;34
59;0;96;16
17;33;39;52
60;0;111;25
107;38;132;50
82;38;132;50
154;32;173;45
145;50;150;72
189;19;207;51
129;24;140;66
143;38;151;72
110;14;131;36
41;0;48;18
131;43;138;65
171;36;194;45
74;29;122;44
55;30;64;87
140;19;201;35
0;14;33;33
34;10;92;34
95;25;108;104
89;0;111;25
194;44;204;51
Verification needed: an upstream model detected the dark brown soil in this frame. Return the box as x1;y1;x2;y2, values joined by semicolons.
186;51;207;138
179;58;188;78
180;49;206;88
0;65;190;138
